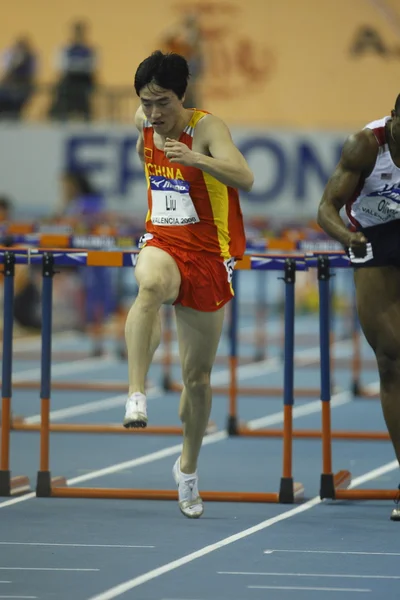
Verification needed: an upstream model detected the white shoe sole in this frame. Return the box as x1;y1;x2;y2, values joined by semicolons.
123;412;148;429
173;460;204;519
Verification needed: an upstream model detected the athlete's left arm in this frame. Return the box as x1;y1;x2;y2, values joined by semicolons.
165;116;254;192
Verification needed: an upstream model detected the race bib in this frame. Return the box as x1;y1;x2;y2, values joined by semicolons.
150;176;200;226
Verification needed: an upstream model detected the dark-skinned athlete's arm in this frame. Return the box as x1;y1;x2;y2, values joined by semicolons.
317;130;377;255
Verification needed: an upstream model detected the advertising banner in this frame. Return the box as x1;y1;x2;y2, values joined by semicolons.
0;124;347;221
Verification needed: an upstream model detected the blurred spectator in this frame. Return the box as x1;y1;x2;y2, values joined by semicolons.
59;169;105;223
161;12;204;108
48;20;97;121
0;37;37;119
0;196;12;223
0;195;42;331
58;170;116;356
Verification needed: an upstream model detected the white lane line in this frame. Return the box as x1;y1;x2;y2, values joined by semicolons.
247;391;351;430
218;571;400;579
0;382;355;510
347;461;398;489
248;585;370;592
264;550;400;556
13;357;120;382
0;543;153;549
85;459;398;600
0;568;98;571
0;596;38;599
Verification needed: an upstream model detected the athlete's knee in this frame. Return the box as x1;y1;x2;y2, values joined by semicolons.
182;368;211;395
179;370;211;421
136;277;167;308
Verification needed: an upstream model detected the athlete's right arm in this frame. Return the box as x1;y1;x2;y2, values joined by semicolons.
317;130;377;248
134;106;145;168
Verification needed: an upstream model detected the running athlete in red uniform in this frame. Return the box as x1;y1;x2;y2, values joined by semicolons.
123;51;253;518
317;96;400;521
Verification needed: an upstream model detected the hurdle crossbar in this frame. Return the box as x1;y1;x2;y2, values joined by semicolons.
18;250;304;504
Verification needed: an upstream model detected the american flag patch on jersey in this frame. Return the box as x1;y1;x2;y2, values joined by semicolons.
381;173;392;180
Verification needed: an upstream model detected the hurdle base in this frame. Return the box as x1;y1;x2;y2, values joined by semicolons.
320;473;335;499
335;488;398;501
279;478;304;503
0;472;31;496
36;472;67;497
11;418;217;436
227;415;239;436
320;470;352;500
162;374;173;392
50;485;282;502
352;380;362;397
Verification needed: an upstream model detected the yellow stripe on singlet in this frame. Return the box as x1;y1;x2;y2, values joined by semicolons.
188;109;208;129
202;172;231;259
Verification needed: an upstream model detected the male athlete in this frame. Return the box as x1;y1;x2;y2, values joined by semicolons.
317;95;400;521
123;51;253;518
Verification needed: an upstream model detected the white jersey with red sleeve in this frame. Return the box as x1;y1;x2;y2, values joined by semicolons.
346;116;400;229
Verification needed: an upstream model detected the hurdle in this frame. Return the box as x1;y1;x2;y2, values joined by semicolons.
218;253;390;446
1;249;214;438
0;247;390;441
315;254;397;502
0;248;304;503
0;246;394;504
0;252;32;496
0;247;389;444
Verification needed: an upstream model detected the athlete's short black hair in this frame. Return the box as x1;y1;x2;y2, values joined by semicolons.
134;50;190;99
395;94;400;115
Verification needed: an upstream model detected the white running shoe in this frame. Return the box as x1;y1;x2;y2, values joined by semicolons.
123;392;148;428
173;457;204;519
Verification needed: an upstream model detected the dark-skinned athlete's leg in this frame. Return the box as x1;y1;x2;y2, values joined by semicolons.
354;266;400;519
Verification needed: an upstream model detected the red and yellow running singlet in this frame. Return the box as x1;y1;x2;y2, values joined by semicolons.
143;109;246;259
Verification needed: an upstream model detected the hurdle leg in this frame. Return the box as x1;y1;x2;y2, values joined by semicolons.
254;270;267;361
0;252;31;496
227;270;239;435
36;253;66;497
318;256;351;500
279;260;295;501
279;259;304;502
351;295;363;396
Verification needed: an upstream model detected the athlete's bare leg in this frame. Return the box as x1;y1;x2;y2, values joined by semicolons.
124;246;181;395
354;266;400;464
175;304;225;474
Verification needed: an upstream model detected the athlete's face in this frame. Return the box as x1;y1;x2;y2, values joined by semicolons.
139;84;184;135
